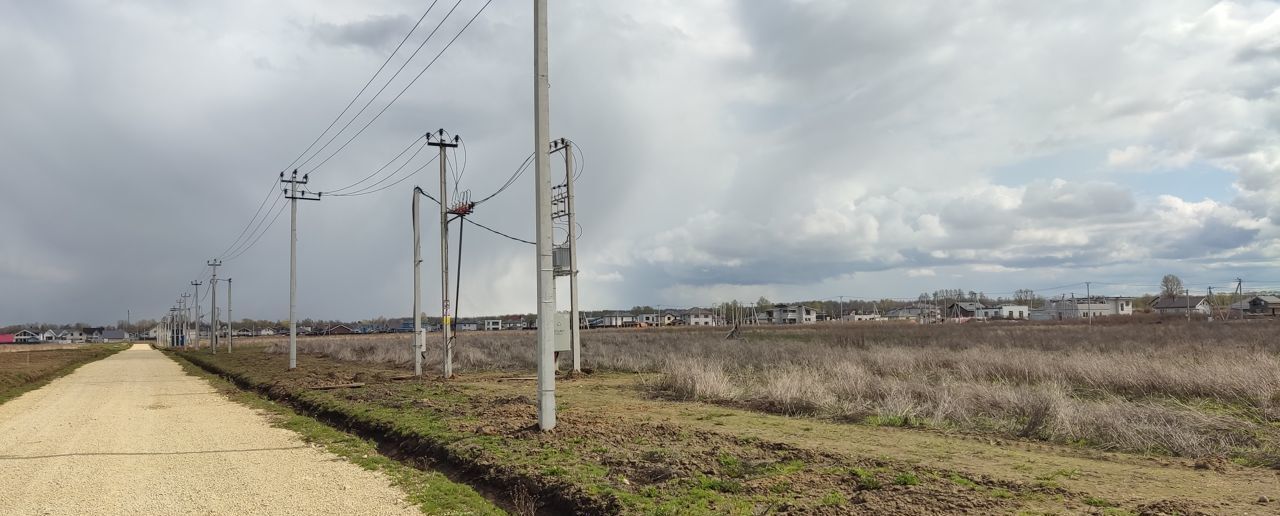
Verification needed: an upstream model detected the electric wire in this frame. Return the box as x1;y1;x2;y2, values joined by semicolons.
322;134;428;194
291;0;448;173
327;139;432;196
330;152;439;197
225;194;290;262
222;190;286;260
302;0;487;176
216;181;280;259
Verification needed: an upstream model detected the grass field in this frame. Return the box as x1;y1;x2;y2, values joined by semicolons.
181;320;1280;514
0;343;129;404
261;321;1280;465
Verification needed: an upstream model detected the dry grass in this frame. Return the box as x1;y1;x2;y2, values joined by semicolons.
262;321;1280;462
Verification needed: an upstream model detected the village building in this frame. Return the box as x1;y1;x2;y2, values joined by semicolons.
1150;295;1211;316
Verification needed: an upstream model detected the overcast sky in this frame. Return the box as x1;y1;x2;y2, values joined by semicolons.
2;0;1279;325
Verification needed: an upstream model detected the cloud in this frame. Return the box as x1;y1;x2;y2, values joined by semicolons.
3;1;1280;324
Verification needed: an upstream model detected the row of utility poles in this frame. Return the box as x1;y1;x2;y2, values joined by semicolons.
160;265;233;352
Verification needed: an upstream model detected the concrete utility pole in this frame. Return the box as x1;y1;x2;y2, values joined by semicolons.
1185;288;1192;322
533;0;557;431
1085;282;1092;326
412;187;424;376
565;139;580;374
552;138;581;373
189;283;201;348
227;277;233;353
208;259;221;353
282;170;321;370
427;131;459;378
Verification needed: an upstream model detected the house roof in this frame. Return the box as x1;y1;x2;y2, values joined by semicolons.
102;330;127;339
950;302;987;311
1150;296;1208;309
1253;295;1280;304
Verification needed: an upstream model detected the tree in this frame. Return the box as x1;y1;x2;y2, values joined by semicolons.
1161;274;1184;298
756;296;772;308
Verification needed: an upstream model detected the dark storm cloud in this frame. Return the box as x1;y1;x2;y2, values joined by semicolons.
1;0;1278;324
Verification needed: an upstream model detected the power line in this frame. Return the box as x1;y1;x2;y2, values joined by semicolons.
300;0;480;176
322;134;428;194
285;0;445;174
465;217;535;245
329;152;439;197
224;198;290;261
222;191;286;260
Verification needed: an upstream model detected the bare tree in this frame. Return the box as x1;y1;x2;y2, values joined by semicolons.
1161;274;1184;298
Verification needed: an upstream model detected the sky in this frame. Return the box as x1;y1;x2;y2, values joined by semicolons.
2;0;1279;325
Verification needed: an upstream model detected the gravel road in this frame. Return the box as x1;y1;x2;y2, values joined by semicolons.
0;344;421;515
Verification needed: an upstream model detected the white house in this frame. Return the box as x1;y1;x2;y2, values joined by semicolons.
65;329;87;343
484;320;502;331
635;313;661;325
258;328;277;336
1151;296;1211;316
13;330;39;343
883;305;940;322
982;305;1030;320
1044;297;1134;319
455;321;479;332
597;312;635;327
682;309;717;326
755;304;817;325
841;313;882;322
40;330;59;342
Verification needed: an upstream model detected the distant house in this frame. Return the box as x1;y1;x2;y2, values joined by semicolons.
1044;297;1134;319
1248;296;1280;317
325;325;356;335
14;330;40;343
598;312;635;327
235;328;254;337
1150;296;1211;316
502;317;528;330
661;312;683;325
755;304;817;325
682;309;717;326
41;330;59;342
635;313;661;325
0;334;13;344
947;302;987;318
64;329;87;343
981;305;1030;320
455;320;479;332
884;305;939;322
101;329;128;342
258;328;277;336
842;313;882;322
484;320;503;331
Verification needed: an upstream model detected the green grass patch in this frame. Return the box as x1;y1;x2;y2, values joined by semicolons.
893;472;920;486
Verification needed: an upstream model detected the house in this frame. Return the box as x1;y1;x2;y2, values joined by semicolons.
41;330;59;342
14;330;40;343
841;313;882;322
455;320;479;332
661;311;683;325
502;316;528;330
1150;295;1211;316
326;325;356;335
755;304;817;325
1247;296;1280;317
235;328;255;337
947;302;987;318
883;305;940;322
484;320;503;331
0;334;13;344
635;313;661;325
682;309;717;326
101;329;128;342
258;328;277;336
597;312;635;327
984;305;1030;320
1044;297;1134;319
